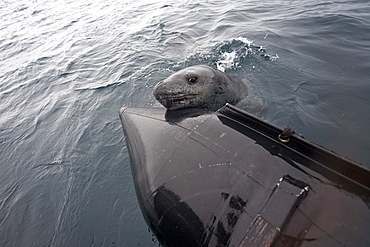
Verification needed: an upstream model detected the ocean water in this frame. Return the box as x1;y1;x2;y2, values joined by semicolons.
0;0;369;246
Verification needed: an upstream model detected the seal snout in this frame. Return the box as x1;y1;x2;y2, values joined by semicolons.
153;81;179;110
153;81;164;95
154;89;199;110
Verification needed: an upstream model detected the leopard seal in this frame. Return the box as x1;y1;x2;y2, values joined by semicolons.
153;65;248;111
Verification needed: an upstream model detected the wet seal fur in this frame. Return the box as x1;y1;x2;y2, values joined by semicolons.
153;65;248;111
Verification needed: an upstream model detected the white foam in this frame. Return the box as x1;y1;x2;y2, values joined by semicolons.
235;37;254;46
216;50;237;72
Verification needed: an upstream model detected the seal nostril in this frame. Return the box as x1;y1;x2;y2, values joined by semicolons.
154;81;164;91
156;81;164;87
187;76;197;84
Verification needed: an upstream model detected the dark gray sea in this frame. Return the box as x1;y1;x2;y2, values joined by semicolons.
1;0;369;246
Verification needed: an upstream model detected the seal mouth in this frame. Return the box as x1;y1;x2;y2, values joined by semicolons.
156;93;199;101
155;93;200;110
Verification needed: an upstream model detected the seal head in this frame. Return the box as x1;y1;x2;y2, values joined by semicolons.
153;65;248;111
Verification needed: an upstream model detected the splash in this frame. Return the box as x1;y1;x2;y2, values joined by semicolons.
180;37;278;73
216;50;237;72
214;37;279;72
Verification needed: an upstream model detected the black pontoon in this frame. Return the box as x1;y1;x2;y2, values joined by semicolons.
119;104;370;247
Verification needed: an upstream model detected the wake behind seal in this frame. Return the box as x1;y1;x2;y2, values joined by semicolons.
153;65;248;111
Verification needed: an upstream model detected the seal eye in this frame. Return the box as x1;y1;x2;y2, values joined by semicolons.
187;76;198;84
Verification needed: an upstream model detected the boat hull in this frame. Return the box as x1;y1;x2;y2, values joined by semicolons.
119;105;370;247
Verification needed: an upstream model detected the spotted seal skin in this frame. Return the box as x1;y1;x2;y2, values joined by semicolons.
153;65;248;111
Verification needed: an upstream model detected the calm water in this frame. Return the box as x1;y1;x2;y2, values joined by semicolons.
1;0;369;246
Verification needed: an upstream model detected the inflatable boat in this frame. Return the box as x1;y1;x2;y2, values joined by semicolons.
119;104;370;247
